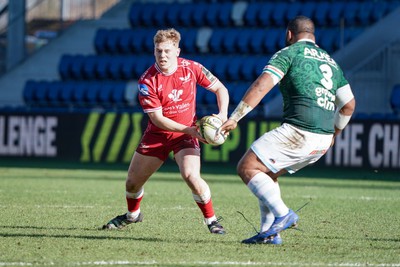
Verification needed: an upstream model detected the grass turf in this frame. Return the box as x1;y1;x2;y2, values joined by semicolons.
0;162;399;267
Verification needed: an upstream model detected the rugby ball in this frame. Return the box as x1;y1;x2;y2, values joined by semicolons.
199;116;227;146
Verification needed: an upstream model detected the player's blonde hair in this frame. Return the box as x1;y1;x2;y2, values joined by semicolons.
153;28;181;47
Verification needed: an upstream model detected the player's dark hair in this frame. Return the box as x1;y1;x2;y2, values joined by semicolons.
287;16;315;35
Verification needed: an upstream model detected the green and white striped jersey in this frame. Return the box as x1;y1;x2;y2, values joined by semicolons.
264;39;349;134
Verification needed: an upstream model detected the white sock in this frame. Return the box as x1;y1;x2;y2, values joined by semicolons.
126;209;141;220
259;199;275;232
247;172;289;218
204;215;217;225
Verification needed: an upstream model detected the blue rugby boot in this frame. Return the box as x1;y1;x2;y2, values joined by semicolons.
258;209;298;238
242;233;282;245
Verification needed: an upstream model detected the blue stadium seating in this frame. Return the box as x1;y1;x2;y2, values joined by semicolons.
271;2;288;26
257;2;274;27
390;85;400;114
21;0;398;117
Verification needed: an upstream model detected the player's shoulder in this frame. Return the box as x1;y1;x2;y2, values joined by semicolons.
178;57;203;70
138;64;157;83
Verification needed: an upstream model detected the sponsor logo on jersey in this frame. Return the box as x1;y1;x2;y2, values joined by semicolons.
138;84;150;96
304;47;338;69
179;73;191;84
168;89;183;102
181;59;191;67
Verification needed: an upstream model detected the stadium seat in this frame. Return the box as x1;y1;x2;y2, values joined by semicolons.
240;56;258;81
205;3;233;27
314;2;330;27
319;29;339;53
357;1;374;26
72;82;88;105
59;81;75;105
192;3;208;27
81;55;98;80
70;55;86;80
249;29;267;54
196;86;206;106
390;85;400;114
180;29;198;54
129;29;146;53
285;2;302;23
23;80;38;105
226;56;243;81
58;54;74;80
212;56;230;81
98;81;114;104
117;29;135;54
128;3;144;27
218;3;234;27
236;29;252;54
328;2;345;27
140;3;157;27
271;2;288;26
343;2;360;26
95;55;112;80
203;90;217;106
209;29;225;53
179;3;196;27
120;55;137;80
221;29;239;53
105;29;120;54
298;2;316;23
165;4;182;27
85;82;101;105
93;28;108;55
257;2;274;27
47;81;63;106
33;81;49;105
264;29;281;54
371;1;388;23
108;56;125;80
243;3;259;27
110;82;127;105
143;29;158;53
230;83;249;105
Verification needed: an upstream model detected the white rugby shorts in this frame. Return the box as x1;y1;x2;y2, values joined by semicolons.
251;123;333;174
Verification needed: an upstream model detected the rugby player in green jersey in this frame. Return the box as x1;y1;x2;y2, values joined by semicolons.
218;16;356;244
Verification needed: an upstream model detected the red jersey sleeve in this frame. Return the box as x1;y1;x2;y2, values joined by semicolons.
137;72;162;113
190;61;219;90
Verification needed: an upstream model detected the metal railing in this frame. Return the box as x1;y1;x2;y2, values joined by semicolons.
0;0;120;76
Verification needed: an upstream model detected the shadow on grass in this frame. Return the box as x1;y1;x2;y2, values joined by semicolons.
1;158;399;182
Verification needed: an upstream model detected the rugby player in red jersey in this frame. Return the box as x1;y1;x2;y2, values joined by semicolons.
102;28;229;234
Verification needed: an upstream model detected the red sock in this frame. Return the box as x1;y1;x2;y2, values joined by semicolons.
126;195;143;213
195;199;215;219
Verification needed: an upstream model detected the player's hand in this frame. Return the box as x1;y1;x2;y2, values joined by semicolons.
212;113;228;123
216;118;237;137
186;125;208;143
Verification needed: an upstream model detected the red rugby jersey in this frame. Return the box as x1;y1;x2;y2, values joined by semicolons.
138;57;218;132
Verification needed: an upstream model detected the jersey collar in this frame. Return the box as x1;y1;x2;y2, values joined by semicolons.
155;62;178;76
297;38;315;43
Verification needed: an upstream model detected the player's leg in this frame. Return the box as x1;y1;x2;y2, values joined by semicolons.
238;149;293;243
102;152;163;229
175;148;225;234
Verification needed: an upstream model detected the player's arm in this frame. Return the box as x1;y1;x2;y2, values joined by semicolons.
207;80;229;122
217;72;277;134
231;72;276;122
333;84;356;140
147;109;203;139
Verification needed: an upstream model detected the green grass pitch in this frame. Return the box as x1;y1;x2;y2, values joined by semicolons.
0;161;399;267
